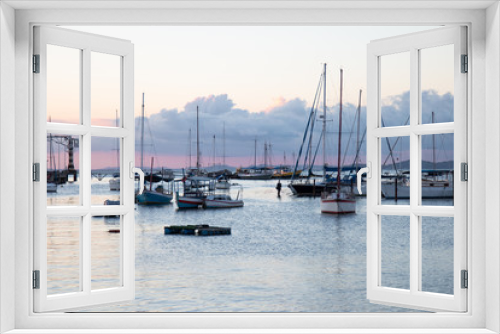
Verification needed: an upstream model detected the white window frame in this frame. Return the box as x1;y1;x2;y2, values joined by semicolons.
1;2;498;333
33;26;136;312
366;26;468;312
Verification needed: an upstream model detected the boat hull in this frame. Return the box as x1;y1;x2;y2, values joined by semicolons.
109;178;120;191
381;183;453;199
136;190;173;205
288;181;326;196
272;170;302;179
47;183;57;193
320;192;356;214
215;181;231;189
236;174;272;180
177;196;204;209
203;199;244;209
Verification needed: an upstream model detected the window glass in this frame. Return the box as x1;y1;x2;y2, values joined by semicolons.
91;52;121;127
381;136;410;204
420;44;454;124
91;136;121;205
421;133;454;206
380;52;410;128
421;216;454;294
380;215;410;290
46;134;80;206
92;215;122;290
47;44;81;124
47;216;81;295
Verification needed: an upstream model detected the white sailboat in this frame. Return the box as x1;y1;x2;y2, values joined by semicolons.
321;68;356;214
135;94;173;205
204;185;244;208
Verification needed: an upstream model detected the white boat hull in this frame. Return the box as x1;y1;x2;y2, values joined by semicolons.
320;193;356;214
109;178;120;191
381;183;453;199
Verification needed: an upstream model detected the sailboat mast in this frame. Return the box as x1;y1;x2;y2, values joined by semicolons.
116;109;120;173
223;122;226;167
356;89;362;174
254;137;257;168
188;128;192;169
213;134;216;170
432;111;436;172
337;69;344;194
196;106;200;170
323;63;327;180
264;142;267;168
141;93;145;171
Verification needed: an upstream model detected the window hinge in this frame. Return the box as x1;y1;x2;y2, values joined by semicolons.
461;270;468;289
461;54;468;73
33;54;40;73
33;270;40;289
461;162;468;181
33;163;40;182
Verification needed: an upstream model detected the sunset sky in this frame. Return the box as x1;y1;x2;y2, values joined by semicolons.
47;25;454;170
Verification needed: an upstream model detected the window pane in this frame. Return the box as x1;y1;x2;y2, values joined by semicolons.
421;216;454;294
47;134;80;206
92;215;121;290
420;44;454;124
421;133;454;206
381;215;410;290
91;52;121;127
381;136;410;204
380;52;410;128
91;136;121;205
47;44;80;124
47;216;80;295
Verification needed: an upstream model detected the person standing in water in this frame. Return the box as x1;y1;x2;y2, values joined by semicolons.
276;179;282;197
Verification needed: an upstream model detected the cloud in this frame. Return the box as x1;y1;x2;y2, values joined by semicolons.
136;94;311;166
90;90;454;168
381;90;453;127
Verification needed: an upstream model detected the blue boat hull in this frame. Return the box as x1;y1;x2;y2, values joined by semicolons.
176;196;204;209
136;191;173;205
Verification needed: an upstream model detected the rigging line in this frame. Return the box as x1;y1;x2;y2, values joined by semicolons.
303;78;323;171
292;74;323;181
381;114;411;167
438;133;451;164
309;130;324;176
349;127;367;171
341;105;359;168
381;117;400;176
145;114;159;166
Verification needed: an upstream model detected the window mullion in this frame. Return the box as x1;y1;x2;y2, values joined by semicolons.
409;47;420;294
81;48;92;295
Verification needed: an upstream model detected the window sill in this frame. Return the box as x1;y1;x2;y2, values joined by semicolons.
4;329;498;334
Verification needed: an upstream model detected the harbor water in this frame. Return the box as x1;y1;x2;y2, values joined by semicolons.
47;177;454;313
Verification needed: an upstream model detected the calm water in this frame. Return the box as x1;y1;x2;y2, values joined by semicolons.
47;176;454;312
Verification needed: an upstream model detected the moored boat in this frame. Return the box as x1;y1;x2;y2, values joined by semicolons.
47;182;57;193
235;167;273;180
203;186;244;209
136;190;173;205
320;69;356;214
204;194;244;208
109;177;120;191
176;195;205;209
320;189;356;214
